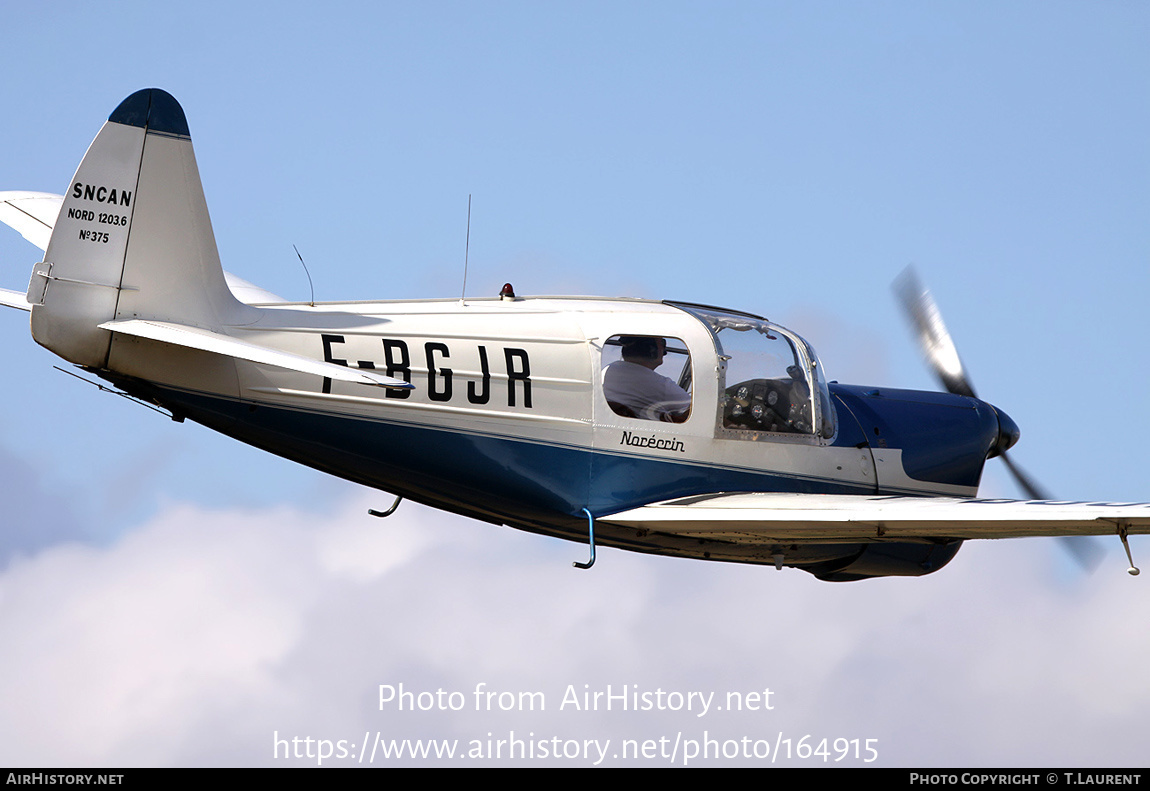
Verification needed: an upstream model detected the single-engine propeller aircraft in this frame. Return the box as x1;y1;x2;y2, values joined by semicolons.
2;88;1147;581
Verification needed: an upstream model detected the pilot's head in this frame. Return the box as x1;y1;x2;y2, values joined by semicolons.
620;336;666;369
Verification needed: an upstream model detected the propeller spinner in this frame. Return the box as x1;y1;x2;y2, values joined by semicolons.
893;266;1105;572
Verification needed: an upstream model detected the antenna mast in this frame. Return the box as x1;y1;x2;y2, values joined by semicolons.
460;194;471;304
293;244;315;307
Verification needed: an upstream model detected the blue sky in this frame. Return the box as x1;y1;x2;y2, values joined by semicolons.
1;2;1148;766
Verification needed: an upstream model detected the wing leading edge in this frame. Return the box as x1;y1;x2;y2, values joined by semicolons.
600;493;1150;542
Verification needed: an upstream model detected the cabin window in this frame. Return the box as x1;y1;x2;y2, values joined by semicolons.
601;335;692;422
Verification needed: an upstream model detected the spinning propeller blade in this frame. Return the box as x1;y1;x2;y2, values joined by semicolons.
893;266;1104;572
893;266;976;399
998;452;1106;571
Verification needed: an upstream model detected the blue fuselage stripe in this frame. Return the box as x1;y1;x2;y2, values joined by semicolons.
150;385;872;526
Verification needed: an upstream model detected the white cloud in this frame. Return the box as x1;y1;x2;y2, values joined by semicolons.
1;495;1147;767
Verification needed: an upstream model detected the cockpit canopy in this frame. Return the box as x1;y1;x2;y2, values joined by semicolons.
673;303;836;440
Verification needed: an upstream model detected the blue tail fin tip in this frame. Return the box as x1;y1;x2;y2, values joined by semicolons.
108;89;189;138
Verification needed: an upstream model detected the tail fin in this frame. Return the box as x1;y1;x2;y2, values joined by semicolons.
30;88;249;367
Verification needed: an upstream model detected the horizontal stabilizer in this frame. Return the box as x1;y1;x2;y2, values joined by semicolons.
0;190;285;304
0;191;62;251
0;288;31;312
601;492;1150;541
98;319;413;389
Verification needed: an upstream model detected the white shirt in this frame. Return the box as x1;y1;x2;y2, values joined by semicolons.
603;361;691;421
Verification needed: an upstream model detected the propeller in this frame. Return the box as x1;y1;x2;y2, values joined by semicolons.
893;266;1105;572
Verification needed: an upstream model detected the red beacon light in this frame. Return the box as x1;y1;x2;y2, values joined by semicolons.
499;283;516;300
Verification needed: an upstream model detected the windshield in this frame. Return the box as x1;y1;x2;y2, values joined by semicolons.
672;304;835;439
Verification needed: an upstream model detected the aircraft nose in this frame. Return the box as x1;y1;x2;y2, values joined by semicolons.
988;405;1020;458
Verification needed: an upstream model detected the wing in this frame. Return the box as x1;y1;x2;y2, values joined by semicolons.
600;492;1150;542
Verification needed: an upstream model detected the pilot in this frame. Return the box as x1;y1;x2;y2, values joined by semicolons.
603;336;691;422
